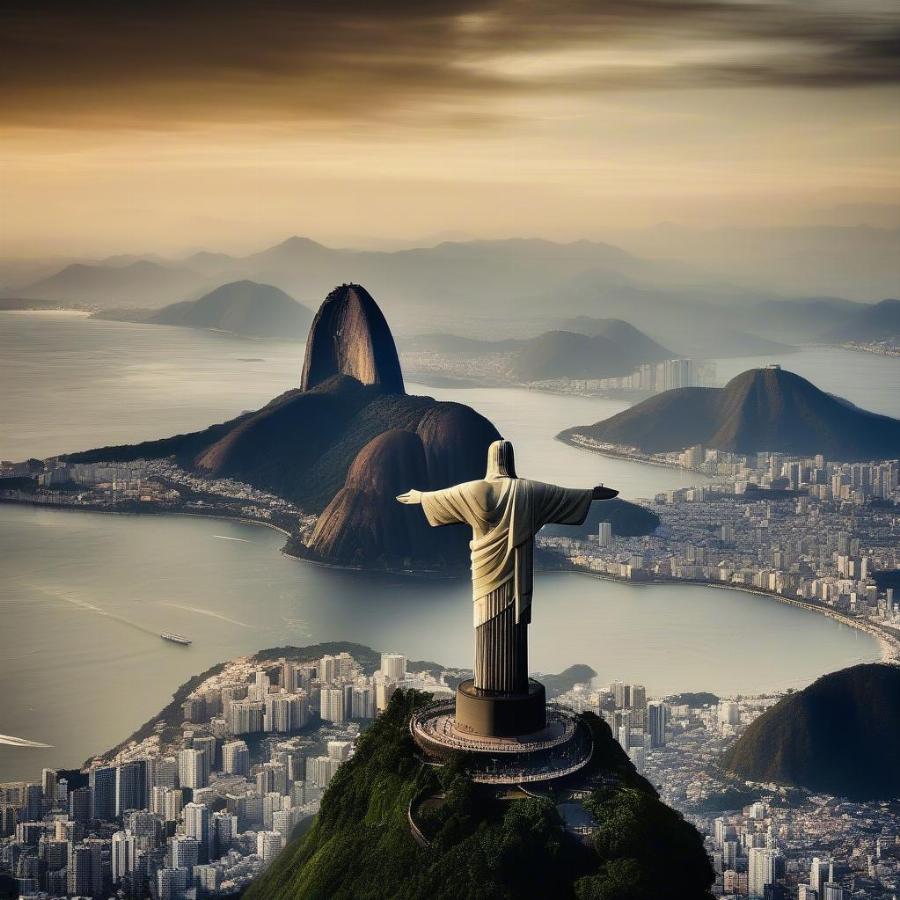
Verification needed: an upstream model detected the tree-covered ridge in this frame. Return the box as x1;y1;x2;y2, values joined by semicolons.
245;690;713;900
722;663;900;801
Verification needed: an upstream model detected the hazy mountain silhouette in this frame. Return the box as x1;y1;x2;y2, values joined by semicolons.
10;237;662;320
508;324;671;381
18;260;208;307
820;298;900;343
147;280;313;339
617;223;900;301
753;296;899;344
555;278;793;358
722;664;900;800
404;320;671;382
752;296;864;341
12;234;894;358
560;367;900;459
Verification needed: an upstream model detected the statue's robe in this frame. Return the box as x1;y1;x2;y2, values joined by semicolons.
421;478;591;693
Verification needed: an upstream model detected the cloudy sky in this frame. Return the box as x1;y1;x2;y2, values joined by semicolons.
1;0;898;254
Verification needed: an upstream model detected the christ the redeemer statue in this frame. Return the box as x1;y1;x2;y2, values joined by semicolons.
398;439;617;697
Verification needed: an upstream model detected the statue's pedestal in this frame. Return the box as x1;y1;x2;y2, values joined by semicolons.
454;678;546;738
409;694;592;785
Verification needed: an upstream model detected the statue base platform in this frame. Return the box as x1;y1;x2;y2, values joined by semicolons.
409;696;593;785
454;678;546;738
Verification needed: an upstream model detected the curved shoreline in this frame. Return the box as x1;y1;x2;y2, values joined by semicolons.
0;496;293;538
3;498;895;664
552;564;900;663
556;432;710;476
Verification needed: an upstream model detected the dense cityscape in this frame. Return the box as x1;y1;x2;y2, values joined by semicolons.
0;459;314;541
541;447;900;659
3;645;897;899
0;649;455;899
556;678;900;899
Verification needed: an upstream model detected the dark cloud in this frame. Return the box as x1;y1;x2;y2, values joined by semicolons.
0;0;898;128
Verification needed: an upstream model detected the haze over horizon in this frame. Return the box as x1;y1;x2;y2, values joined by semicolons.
2;0;899;257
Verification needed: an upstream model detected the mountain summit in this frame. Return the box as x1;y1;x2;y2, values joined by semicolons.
561;366;900;459
301;283;405;393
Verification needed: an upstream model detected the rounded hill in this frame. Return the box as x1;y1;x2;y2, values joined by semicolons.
507;324;671;382
244;690;714;900
560;366;900;459
150;280;313;339
722;664;900;800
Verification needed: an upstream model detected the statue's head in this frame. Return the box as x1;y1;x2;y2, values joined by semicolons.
486;439;517;479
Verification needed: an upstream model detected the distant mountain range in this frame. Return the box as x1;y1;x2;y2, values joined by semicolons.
8;236;646;316
404;319;672;382
555;283;793;359
18;259;205;307
560;367;900;460
722;664;900;800
820;298;900;343
5;234;896;357
755;296;900;344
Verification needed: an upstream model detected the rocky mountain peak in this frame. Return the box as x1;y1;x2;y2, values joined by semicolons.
300;283;405;394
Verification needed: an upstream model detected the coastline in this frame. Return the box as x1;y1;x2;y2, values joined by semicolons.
552;564;900;663
4;495;896;660
0;496;293;539
556;432;708;475
839;342;900;359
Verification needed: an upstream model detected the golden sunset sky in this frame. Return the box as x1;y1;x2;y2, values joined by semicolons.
1;0;899;255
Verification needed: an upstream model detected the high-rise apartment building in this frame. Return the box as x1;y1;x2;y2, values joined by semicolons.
89;765;117;822
380;653;407;681
111;829;136;881
116;759;149;816
184;801;212;863
257;829;284;864
320;688;346;724
222;740;251;776
748;847;781;897
647;701;669;748
177;748;210;789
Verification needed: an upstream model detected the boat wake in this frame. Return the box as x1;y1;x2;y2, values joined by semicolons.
0;734;53;749
31;584;159;638
160;602;251;628
213;535;251;543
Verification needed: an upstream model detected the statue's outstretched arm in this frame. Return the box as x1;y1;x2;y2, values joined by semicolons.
396;489;423;505
592;485;618;500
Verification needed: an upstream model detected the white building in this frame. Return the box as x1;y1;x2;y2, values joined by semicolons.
256;830;284;864
111;829;136;882
380;653;407;681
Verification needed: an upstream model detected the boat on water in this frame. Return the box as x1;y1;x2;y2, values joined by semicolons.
160;632;192;646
